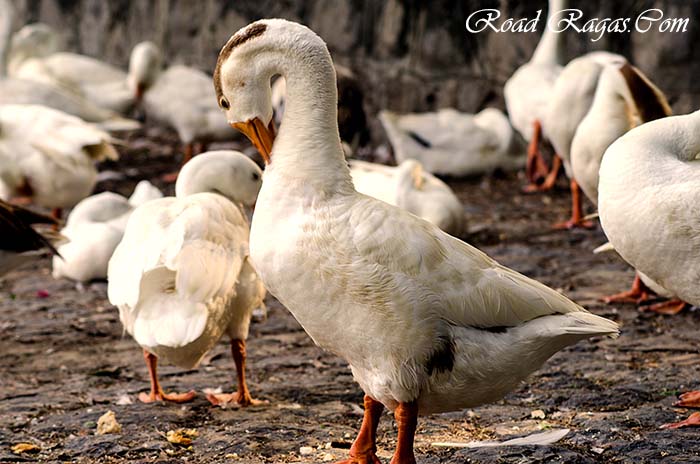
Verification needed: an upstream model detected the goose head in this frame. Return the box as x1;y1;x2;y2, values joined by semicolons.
174;150;262;207
127;41;161;102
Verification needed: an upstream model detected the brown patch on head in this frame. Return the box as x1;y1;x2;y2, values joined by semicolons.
619;63;672;123
213;22;267;102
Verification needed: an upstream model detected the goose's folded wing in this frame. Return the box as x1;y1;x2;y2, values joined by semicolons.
347;197;584;329
108;196;249;348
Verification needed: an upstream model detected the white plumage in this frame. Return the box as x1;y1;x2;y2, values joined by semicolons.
215;19;618;462
52;181;163;283
108;151;265;404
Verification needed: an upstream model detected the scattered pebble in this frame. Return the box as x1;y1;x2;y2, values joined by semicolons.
96;410;122;435
322;452;335;461
299;446;314;455
530;409;546;419
12;443;40;454
166;428;199;446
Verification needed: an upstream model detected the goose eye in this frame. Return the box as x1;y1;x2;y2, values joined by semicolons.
251;172;260;181
219;97;230;110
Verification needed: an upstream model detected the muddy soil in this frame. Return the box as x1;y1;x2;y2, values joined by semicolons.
1;128;700;463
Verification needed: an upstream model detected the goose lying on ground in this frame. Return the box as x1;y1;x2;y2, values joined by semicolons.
379;107;526;177
215;19;619;463
52;181;162;283
349;159;465;236
108;151;265;405
0;104;119;219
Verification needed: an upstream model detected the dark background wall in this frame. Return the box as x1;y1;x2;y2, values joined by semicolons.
10;0;700;139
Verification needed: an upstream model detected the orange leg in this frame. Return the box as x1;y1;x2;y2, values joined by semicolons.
601;274;653;305
138;349;196;403
640;298;688;316
675;391;700;408
390;401;418;464
335;395;384;464
524;154;562;193
660;411;700;430
206;339;266;407
553;179;595;230
524;120;550;187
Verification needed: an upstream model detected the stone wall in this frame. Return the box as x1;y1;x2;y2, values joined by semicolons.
10;0;700;140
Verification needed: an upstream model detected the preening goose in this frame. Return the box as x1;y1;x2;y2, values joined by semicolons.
569;63;673;309
52;181;162;283
0;200;60;276
544;51;626;229
107;151;265;405
0;1;139;131
504;0;567;190
215;19;618;463
378;107;526;177
598;111;700;428
349;159;465;237
0;104;119;217
12;38;161;114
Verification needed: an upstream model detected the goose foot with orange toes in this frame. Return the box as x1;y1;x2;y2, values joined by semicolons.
552;178;595;230
523;120;552;191
205;339;267;407
602;274;654;305
138;349;196;403
661;392;700;429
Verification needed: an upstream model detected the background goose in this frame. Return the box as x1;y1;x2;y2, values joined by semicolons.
544;51;626;229
504;0;567;190
216;19;619;463
0;200;60;276
12;37;161;115
379;107;526;177
0;104;119;218
598;111;700;429
0;1;139;131
140;48;239;179
349;159;465;236
52;181;163;283
107;151;265;405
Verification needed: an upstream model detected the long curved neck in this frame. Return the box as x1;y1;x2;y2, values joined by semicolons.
263;42;354;196
532;0;567;65
0;0;14;77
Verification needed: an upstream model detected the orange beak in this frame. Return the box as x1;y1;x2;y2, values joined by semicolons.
232;118;276;165
135;83;145;103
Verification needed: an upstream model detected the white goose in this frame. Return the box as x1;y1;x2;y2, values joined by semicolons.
543;51;625;229
571;63;672;307
0;1;139;131
12;38;161;114
504;0;567;190
0;104;119;217
215;19;618;463
52;181;163;283
140;48;239;176
378;107;526;177
599;111;700;429
8;23;62;74
107;151;265;405
350;159;465;237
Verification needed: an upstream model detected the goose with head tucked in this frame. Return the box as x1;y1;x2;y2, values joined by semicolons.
12;35;162;115
504;0;567;190
569;62;674;309
349;159;465;237
107;151;265;406
543;51;626;229
215;19;619;464
378;107;526;177
0;104;119;219
598;111;700;429
52;181;163;283
0;1;140;131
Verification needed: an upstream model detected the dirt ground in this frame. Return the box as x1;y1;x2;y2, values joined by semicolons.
2;128;700;464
